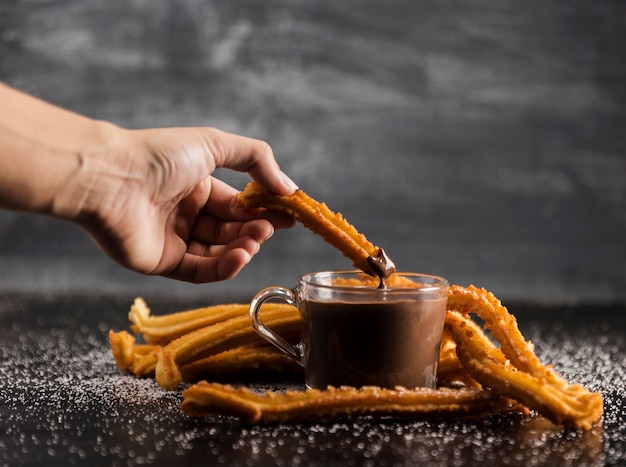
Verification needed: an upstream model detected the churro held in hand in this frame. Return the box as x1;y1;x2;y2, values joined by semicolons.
236;181;395;279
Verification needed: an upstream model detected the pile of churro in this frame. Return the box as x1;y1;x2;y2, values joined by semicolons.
109;182;602;429
110;286;602;429
109;299;302;389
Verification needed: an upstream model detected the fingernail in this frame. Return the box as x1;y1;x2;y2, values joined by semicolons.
280;171;299;192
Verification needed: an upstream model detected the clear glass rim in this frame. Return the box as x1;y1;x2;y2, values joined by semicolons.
298;270;449;295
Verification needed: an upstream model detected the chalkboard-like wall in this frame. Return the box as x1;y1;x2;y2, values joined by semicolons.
0;1;624;304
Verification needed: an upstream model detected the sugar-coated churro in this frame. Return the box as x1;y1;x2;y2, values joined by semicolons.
181;382;523;424
236;181;394;278
129;297;255;345
155;303;300;390
445;308;603;430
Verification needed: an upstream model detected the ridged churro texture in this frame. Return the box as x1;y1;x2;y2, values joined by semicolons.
111;298;301;388
181;382;522;424
235;181;382;276
445;285;603;430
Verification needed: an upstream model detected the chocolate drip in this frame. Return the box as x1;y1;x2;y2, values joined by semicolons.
367;248;396;288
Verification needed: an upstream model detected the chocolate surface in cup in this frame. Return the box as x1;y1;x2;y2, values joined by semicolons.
300;296;447;389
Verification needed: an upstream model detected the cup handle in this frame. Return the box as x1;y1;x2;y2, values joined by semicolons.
249;286;303;366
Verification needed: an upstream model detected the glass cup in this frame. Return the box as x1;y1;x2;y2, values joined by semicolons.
249;270;449;390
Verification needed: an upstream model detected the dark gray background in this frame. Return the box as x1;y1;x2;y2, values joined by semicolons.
0;0;624;304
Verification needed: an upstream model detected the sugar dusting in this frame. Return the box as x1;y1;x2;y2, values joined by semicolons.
1;323;181;465
1;297;625;466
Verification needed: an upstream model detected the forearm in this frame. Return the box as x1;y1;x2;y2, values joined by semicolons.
0;83;122;218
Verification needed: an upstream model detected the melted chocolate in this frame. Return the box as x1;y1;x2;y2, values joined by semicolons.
300;297;447;389
367;248;396;287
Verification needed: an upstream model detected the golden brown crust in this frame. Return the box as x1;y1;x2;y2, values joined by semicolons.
181;343;302;382
447;285;568;386
109;330;136;372
108;330;161;378
129;297;255;345
155;304;300;390
445;300;603;430
110;329;302;381
181;381;523;424
236;181;382;276
330;273;421;288
436;329;481;389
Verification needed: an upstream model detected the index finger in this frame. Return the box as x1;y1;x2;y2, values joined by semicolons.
204;128;298;196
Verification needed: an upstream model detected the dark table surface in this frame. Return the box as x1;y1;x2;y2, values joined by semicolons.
1;293;624;466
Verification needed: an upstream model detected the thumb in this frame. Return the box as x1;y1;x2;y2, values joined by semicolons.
206;128;298;195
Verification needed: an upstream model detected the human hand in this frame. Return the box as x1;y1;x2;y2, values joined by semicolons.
0;84;296;282
72;126;297;283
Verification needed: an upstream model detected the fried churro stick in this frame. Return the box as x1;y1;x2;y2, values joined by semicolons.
129;298;257;345
331;273;421;289
109;330;162;378
155;304;300;390
447;285;569;387
109;329;302;380
181;344;302;382
181;381;523;424
436;329;481;389
109;330;137;372
445;307;603;430
236;181;395;278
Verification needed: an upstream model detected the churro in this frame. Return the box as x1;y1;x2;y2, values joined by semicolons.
155;303;300;390
236;181;394;278
445;307;603;430
181;343;301;382
109;329;301;381
436;329;481;389
129;297;256;345
181;382;523;424
447;285;568;386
